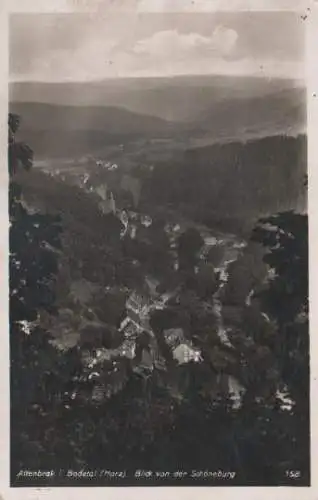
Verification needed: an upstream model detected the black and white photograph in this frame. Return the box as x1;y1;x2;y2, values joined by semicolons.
8;5;309;487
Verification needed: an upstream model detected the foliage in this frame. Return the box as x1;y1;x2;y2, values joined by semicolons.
142;134;307;234
9;112;309;485
251;210;309;406
9;114;86;476
177;227;204;270
8;113;33;176
222;243;267;306
252;212;308;323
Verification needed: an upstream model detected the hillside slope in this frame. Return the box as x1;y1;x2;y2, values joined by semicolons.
141;134;307;234
10;102;178;133
10;75;304;122
9;101;185;157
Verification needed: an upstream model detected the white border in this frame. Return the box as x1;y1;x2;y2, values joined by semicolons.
1;1;317;499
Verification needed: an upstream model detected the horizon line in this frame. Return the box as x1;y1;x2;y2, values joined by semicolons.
9;73;306;85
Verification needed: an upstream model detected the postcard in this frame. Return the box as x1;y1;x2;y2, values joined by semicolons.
1;0;317;498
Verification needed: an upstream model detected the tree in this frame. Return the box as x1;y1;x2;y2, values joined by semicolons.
8;113;33;176
9;114;88;477
246;206;309;482
177;227;204;270
192;263;218;300
251;210;308;401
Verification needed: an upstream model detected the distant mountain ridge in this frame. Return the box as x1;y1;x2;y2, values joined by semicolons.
9;101;185;157
10;102;178;133
191;87;306;141
10;75;306;158
10;75;305;122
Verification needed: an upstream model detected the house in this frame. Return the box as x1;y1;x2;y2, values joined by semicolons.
126;291;150;318
228;375;245;409
163;327;185;348
119;316;141;337
140;215;152;227
173;344;202;364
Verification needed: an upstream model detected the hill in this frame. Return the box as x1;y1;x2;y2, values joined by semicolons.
140;134;307;234
10;75;304;122
10;83;306;159
191;87;305;143
10;102;179;133
9;102;185;157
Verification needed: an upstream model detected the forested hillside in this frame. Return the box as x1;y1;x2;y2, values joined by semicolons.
141;134;307;234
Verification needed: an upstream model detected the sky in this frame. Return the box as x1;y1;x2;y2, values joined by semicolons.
9;11;306;82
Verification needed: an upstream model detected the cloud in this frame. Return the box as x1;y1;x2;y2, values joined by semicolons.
133;26;238;59
10;14;303;82
15;25;239;81
211;25;238;55
134;30;210;56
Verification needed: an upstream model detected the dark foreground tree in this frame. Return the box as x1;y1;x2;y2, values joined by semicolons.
248;205;309;483
9;114;87;477
251;210;308;405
